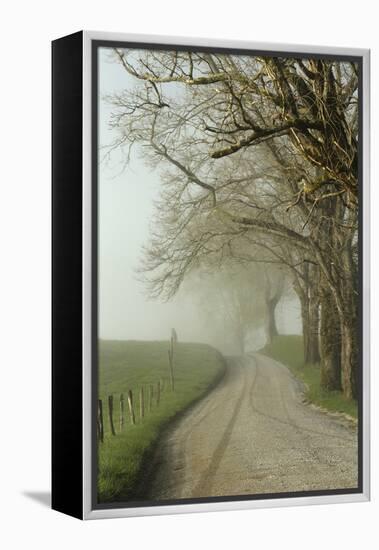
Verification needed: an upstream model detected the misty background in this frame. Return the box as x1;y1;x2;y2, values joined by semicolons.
98;47;302;353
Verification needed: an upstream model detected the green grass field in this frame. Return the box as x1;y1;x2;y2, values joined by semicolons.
97;340;226;503
261;335;357;419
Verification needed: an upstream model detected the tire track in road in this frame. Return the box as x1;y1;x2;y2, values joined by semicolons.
146;357;245;499
191;359;249;497
156;364;234;483
146;353;358;500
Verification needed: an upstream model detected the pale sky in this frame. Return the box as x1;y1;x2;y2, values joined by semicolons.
98;47;301;350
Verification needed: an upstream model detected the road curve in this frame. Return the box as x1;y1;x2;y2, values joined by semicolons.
146;354;358;499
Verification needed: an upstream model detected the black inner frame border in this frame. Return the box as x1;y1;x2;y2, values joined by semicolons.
91;39;364;511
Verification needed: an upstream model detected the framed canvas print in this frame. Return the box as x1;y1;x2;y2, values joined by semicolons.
52;31;370;519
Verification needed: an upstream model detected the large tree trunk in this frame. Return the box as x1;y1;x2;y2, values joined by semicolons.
300;292;310;362
340;318;358;400
294;264;320;365
312;196;357;399
264;273;283;346
318;273;358;399
319;287;341;391
265;297;279;345
338;245;358;399
300;293;320;365
308;287;320;364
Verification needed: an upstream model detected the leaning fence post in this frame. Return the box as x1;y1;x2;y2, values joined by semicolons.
139;387;145;420
119;393;124;432
98;399;104;442
127;390;136;425
156;380;161;406
108;395;116;436
168;347;175;391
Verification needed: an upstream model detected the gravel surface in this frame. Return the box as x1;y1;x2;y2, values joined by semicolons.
147;354;358;500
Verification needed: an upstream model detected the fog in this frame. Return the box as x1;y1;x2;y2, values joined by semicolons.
98;48;302;353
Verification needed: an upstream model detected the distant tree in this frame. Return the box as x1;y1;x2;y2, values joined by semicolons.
189;264;268;354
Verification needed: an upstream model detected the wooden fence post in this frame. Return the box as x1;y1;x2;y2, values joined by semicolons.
139;387;145;420
127;390;136;425
108;395;116;436
156;380;160;406
168;346;175;391
119;393;124;432
98;399;104;443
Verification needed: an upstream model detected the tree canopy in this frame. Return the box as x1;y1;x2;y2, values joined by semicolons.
104;47;360;399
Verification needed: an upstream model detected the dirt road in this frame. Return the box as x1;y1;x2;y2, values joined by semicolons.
147;354;358;499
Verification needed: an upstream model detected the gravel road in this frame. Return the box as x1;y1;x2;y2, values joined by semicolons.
147;354;358;499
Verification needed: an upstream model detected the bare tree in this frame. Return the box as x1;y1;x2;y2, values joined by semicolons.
263;268;285;346
105;49;359;399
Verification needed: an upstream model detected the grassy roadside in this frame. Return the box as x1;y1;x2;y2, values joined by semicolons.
261;335;357;419
98;340;226;503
